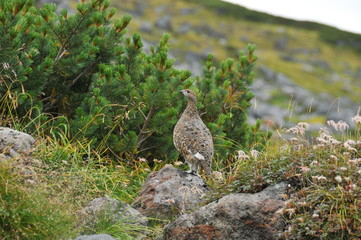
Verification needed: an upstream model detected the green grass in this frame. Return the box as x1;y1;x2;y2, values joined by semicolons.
0;160;75;239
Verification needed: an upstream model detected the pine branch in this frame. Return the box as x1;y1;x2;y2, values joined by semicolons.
136;105;155;149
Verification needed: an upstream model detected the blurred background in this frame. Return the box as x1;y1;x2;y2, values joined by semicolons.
38;0;361;130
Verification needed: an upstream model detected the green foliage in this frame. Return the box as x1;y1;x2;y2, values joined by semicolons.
72;33;193;158
1;0;266;160
0;0;131;118
196;44;270;156
73;38;269;159
0;160;75;239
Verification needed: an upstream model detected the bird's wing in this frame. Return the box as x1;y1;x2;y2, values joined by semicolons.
174;119;213;160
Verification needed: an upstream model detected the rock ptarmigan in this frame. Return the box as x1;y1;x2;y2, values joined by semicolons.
173;89;213;176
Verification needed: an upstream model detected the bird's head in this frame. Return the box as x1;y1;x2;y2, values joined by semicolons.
180;89;197;103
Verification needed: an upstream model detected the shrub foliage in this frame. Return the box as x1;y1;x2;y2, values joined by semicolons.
0;0;268;159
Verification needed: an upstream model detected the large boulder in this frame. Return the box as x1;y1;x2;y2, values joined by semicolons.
133;165;209;219
159;182;288;240
0;127;35;157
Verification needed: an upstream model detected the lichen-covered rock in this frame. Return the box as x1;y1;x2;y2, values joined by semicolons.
159;182;288;240
0;127;35;157
73;234;116;240
78;196;148;235
133;165;209;219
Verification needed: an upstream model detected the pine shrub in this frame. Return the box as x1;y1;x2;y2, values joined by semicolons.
0;0;269;161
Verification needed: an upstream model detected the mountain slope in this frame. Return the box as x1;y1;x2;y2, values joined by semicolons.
67;0;361;126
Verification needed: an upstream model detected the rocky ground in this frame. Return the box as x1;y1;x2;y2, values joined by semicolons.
0;127;291;240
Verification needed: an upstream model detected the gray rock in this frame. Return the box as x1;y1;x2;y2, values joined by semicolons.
173;52;205;77
355;67;361;79
177;22;191;34
140;21;153;33
155;16;173;31
0;127;35;157
240;36;249;42
155;5;167;14
280;54;298;62
179;8;197;15
159;182;288;240
274;37;288;50
195;24;226;39
249;102;287;127
310;59;330;71
78;197;148;235
133;165;209;219
73;234;116;240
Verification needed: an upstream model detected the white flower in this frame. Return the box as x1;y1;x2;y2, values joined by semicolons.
345;139;356;145
349;158;361;164
312;213;319;218
310;161;318;166
173;161;183;166
250;149;260;159
340;167;348;171
286;124;307;136
351;114;361;124
153;159;163;163
62;160;69;165
344;142;357;152
285;208;296;216
327;120;337;130
138;157;148;163
299;166;311;173
2;62;10;70
343;152;350;157
327;120;349;131
318;176;327;181
335;175;342;183
329;138;341;145
313;175;327;181
212;171;224;181
297;122;310;130
330;155;338;161
337;120;349;131
236;150;250;160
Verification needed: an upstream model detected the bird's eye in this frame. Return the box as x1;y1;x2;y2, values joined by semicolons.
186;90;190;93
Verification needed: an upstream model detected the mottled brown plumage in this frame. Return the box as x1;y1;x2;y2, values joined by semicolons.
173;89;213;176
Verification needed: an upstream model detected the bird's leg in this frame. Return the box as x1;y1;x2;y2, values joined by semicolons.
187;162;199;175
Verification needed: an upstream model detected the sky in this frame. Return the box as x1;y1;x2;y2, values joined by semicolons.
222;0;361;34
